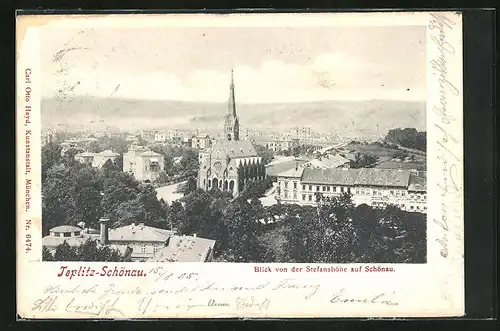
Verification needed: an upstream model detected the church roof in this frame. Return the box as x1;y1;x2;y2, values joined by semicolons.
210;140;258;158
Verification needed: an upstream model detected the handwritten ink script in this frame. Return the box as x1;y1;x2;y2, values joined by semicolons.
429;13;462;260
29;267;399;317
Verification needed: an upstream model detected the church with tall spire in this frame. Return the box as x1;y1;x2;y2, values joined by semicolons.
197;70;265;197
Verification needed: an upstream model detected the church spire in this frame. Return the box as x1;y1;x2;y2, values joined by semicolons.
224;69;239;141
227;69;237;116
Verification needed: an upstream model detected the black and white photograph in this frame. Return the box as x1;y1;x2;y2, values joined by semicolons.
40;23;428;264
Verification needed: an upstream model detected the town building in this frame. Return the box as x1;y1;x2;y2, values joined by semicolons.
197;70;266;197
283;127;313;142
42;221;216;262
264;138;300;153
92;150;120;168
42;225;99;254
74;151;95;166
191;134;212;150
276;167;427;213
154;131;166;142
302;154;351;169
123;146;164;182
140;129;157;142
150;235;216;262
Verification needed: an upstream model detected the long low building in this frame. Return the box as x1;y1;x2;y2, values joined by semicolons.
276;167;427;213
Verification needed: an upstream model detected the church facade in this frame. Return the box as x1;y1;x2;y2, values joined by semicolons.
197;71;265;197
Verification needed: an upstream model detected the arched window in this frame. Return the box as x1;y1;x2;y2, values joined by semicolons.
229;180;235;192
208;179;212;188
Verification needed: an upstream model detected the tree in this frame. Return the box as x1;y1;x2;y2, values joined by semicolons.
42;164;77;234
254;144;274;165
53;241;78;261
42;246;54;261
182;177;198;196
41;142;62;182
239;177;272;200
350;152;379;168
384;128;426;151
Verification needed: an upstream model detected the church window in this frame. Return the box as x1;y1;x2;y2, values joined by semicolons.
293;182;297;189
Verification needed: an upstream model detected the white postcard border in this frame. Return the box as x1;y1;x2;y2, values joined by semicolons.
16;11;464;319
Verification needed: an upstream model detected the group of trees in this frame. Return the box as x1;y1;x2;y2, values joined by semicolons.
42;141;168;235
170;189;426;263
384;128;427;151
254;144;274;165
43;239;129;262
349;152;379;168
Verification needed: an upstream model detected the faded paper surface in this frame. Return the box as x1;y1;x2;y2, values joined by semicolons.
16;12;464;318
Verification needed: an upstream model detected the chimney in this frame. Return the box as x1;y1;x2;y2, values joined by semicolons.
99;218;110;245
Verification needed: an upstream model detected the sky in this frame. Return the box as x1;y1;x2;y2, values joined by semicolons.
41;25;426;103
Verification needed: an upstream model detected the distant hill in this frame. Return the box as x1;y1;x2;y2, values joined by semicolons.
41;97;426;138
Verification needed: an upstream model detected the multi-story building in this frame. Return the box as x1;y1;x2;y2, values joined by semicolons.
283;127;313;142
192;135;212;150
265;138;300;153
140;129;157;142
154;131;166;142
276;167;427;213
123;146;164;183
197;70;266;197
74;151;95;166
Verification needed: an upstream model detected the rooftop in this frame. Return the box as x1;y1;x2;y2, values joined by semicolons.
150;235;216;262
355;168;411;188
210;140;258;158
276;166;304;178
96;150;119;157
49;225;83;233
300;168;413;188
408;171;427;191
301;168;361;186
108;223;174;242
140;150;162;157
75;151;95;157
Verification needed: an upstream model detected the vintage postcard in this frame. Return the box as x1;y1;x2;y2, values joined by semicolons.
16;12;464;319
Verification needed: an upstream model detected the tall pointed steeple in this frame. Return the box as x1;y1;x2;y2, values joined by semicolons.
224;69;239;141
227;69;237;116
